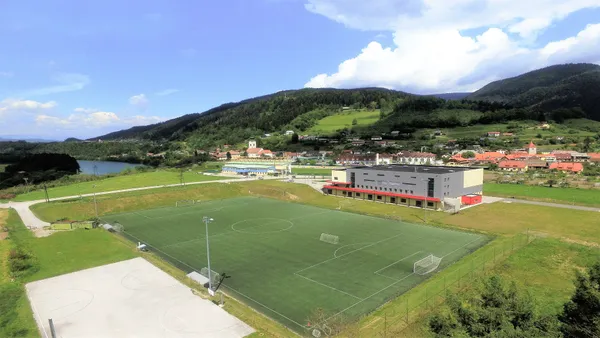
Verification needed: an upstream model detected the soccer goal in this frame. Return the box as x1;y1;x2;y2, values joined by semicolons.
413;254;442;275
200;267;221;286
319;233;339;245
176;199;196;207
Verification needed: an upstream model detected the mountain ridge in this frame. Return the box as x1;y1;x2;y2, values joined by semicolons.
92;63;600;147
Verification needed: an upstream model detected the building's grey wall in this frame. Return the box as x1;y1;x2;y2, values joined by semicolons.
347;167;482;199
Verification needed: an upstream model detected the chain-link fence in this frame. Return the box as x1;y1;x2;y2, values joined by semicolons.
344;233;534;337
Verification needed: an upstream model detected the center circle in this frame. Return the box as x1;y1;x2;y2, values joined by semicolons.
231;218;293;234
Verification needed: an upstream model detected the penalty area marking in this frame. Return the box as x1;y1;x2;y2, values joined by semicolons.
333;243;372;258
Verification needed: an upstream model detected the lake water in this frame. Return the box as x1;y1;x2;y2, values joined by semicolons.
77;160;142;175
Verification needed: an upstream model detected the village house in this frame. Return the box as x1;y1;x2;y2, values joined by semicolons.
245;140;274;158
474;152;505;164
498;160;528;172
487;131;501;137
285;130;294;136
395;151;437;165
549;162;584;174
588;153;600;164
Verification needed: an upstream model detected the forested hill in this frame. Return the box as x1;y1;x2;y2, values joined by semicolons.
468;63;600;120
92;88;411;147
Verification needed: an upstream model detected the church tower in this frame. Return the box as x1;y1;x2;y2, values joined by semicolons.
527;141;536;155
248;140;257;149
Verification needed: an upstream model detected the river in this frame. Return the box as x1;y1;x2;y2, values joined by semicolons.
77;160;142;175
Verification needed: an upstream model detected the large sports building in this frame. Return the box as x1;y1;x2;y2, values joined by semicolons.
324;165;483;210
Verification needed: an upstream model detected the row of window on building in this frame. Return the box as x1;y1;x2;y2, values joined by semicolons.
356;184;415;194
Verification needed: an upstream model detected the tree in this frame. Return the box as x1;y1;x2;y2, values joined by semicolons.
368;101;377;111
379;110;385;120
226;151;232;160
462;151;476;158
429;275;560;337
559;261;600;337
352;118;358;126
547;179;556;188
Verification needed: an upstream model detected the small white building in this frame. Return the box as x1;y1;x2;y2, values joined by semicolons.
285;130;294;136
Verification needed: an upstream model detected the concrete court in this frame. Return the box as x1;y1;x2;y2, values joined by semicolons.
26;258;254;338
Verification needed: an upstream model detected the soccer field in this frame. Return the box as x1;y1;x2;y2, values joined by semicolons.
101;197;489;333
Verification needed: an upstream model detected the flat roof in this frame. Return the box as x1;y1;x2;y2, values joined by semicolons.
350;164;477;174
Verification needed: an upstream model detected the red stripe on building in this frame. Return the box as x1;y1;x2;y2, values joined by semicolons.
323;185;440;202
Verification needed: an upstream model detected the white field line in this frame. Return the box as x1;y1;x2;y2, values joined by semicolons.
294;273;362;300
333;242;372;258
374;251;423;275
441;235;485;259
132;211;152;219
326;272;416;322
295;232;407;274
161;209;332;249
223;285;308;329
123;230;307;330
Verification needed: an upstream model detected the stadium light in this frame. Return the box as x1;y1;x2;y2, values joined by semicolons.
203;216;215;291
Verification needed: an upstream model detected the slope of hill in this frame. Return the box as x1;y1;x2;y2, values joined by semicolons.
429;92;472;100
94;88;411;147
468;63;600;120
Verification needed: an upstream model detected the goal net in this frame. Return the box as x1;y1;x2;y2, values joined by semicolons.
413;254;442;275
320;233;339;245
176;199;197;207
200;267;221;286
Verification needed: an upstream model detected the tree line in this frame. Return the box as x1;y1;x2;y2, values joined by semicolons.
0;153;80;189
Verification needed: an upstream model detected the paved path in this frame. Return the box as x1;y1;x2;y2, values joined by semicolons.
501;198;600;212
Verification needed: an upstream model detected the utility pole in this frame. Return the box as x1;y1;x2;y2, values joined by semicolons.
203;216;215;293
43;184;49;203
180;169;185;186
92;185;98;218
23;177;29;194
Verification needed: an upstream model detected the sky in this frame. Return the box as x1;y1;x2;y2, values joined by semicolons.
0;0;599;140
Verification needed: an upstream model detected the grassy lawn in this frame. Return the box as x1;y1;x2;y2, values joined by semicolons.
0;164;7;172
444;202;600;244
101;196;488;333
309;109;380;134
291;167;333;176
13;169;228;202
484;182;600;207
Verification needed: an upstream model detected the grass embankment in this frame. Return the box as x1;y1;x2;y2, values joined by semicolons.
0;163;7;172
13;169;228;202
291;167;332;176
398;238;600;337
484;182;600;207
309;109;380;134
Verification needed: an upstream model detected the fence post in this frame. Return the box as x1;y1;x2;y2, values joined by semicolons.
49;319;57;338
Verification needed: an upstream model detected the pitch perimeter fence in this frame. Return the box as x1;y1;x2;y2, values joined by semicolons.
339;232;534;337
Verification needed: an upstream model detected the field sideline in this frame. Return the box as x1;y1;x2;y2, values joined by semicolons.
100;196;488;333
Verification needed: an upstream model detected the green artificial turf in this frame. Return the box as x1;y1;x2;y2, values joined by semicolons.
100;196;488;333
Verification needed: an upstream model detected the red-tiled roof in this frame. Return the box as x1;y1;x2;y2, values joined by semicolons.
246;148;262;153
587;153;600;161
549;162;583;173
499;160;527;169
323;185;440;202
527;141;536;148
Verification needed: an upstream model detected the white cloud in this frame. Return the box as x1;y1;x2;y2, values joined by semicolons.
155;88;179;96
128;93;149;107
0;98;57;117
35;108;163;130
21;72;90;96
304;0;600;93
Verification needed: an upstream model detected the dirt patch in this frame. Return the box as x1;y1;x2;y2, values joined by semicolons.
0;232;7;240
286;193;299;200
560;237;600;249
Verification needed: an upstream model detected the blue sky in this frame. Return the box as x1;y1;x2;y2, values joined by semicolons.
1;0;599;139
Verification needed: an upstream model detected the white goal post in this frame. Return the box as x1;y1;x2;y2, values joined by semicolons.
176;199;197;207
414;254;442;275
319;233;339;245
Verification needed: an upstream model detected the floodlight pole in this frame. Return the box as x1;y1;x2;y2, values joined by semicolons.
203;216;214;290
